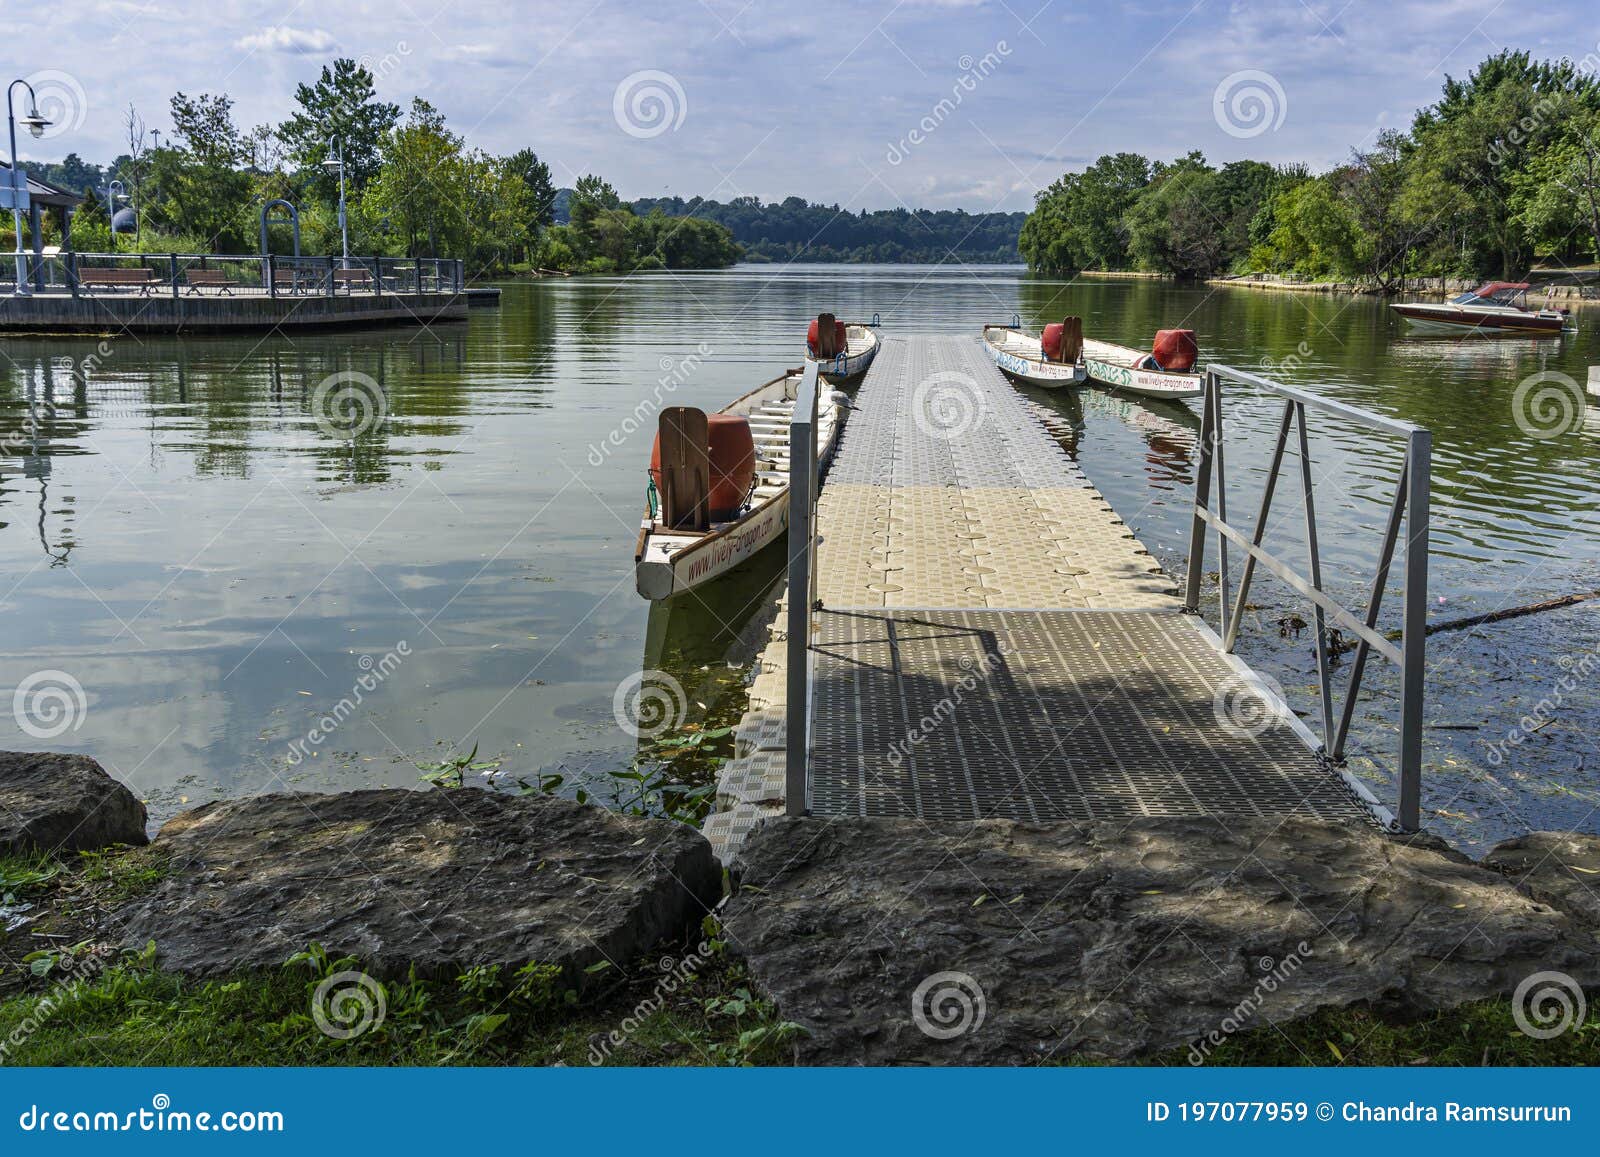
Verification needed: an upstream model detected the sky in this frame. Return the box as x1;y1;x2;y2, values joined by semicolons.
4;0;1585;212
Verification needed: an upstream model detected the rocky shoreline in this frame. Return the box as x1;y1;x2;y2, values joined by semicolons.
4;749;1598;1063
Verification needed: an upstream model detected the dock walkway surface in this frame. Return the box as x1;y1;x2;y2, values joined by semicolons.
706;336;1368;861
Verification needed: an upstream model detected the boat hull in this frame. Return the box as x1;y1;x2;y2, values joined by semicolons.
1082;340;1204;400
636;497;790;601
817;325;881;383
982;326;1086;388
1391;303;1565;336
635;372;847;601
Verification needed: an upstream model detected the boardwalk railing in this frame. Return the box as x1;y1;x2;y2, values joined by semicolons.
9;252;465;298
1184;365;1431;832
785;360;821;816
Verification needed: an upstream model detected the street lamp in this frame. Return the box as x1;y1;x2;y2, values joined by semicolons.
7;78;52;296
322;137;348;265
106;179;128;251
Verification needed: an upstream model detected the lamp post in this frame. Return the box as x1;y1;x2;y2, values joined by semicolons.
7;78;52;296
323;137;348;265
106;179;126;252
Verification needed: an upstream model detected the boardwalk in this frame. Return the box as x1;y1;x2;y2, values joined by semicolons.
706;336;1375;860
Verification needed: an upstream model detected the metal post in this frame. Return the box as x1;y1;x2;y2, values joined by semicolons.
785;361;820;817
1211;378;1231;637
1184;370;1217;612
373;257;382;298
326;255;335;298
169;253;178;300
265;253;276;299
1397;430;1430;831
66;249;78;298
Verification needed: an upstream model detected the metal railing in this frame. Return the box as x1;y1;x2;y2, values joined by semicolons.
785;360;822;816
5;252;466;298
1184;365;1431;832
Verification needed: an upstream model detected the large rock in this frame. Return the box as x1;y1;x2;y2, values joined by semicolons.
0;751;148;856
119;789;720;979
724;816;1600;1064
1483;832;1600;927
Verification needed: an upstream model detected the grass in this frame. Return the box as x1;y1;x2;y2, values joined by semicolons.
1;849;799;1066
0;925;802;1066
1153;1000;1600;1067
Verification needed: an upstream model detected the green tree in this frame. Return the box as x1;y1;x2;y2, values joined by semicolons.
277;59;401;195
366;98;466;257
160;92;252;249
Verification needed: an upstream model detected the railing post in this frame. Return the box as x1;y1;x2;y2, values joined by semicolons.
265;253;276;300
374;257;382;298
326;255;336;298
66;250;78;299
1184;370;1218;613
1397;429;1431;832
785;361;820;818
169;253;179;300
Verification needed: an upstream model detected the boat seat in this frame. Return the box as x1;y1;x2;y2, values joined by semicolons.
656;406;710;532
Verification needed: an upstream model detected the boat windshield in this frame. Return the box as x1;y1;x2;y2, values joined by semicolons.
1448;292;1481;305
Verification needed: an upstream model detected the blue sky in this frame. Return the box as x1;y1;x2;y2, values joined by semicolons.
7;0;1583;211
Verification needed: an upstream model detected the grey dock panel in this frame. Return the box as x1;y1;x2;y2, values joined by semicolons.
805;336;1366;826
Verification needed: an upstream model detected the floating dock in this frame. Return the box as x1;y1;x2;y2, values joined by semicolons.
705;335;1414;862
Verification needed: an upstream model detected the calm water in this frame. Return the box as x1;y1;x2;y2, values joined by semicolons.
2;266;1598;849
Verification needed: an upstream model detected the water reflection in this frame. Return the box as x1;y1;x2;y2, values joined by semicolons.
1;268;1598;851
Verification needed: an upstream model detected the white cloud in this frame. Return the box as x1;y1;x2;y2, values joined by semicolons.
235;26;337;56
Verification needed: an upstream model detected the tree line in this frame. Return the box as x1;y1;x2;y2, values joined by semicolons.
630;196;1025;263
1019;51;1600;285
23;59;740;275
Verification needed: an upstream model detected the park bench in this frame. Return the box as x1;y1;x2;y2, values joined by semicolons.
333;267;373;293
80;267;162;295
185;268;237;295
